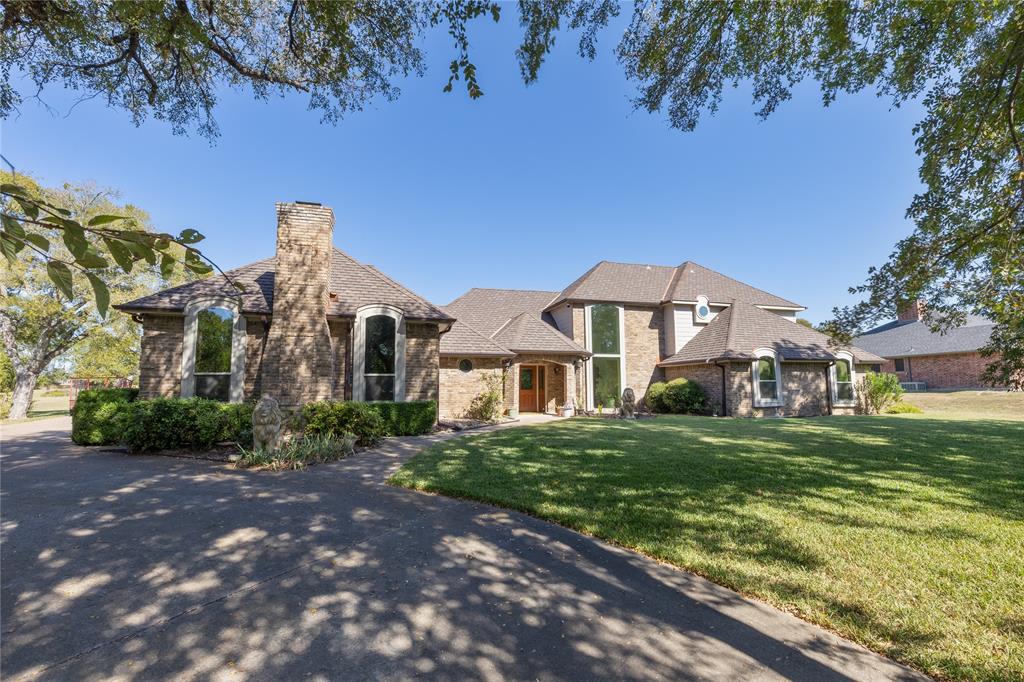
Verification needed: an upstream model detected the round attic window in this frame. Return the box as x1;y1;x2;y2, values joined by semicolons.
459;359;473;373
697;305;710;318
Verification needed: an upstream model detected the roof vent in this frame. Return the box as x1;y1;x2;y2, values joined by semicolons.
295;200;322;206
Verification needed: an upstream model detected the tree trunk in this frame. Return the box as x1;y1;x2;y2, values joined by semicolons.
8;370;38;420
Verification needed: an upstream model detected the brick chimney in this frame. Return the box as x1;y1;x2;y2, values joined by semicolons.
897;299;925;322
262;202;336;407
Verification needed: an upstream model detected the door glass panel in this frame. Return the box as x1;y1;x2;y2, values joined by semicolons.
520;368;533;390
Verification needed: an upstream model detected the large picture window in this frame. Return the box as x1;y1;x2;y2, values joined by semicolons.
194;307;233;401
587;304;623;409
354;305;406;402
831;353;856;406
180;297;246;403
753;349;782;407
364;314;396;401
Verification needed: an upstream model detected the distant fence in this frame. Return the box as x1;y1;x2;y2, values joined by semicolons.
69;377;135;411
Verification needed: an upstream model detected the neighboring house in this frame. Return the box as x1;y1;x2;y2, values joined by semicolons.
442;261;885;418
853;302;1001;389
116;202;452;407
121;201;883;418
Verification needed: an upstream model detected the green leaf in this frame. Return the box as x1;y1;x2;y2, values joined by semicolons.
76;249;109;269
103;237;134;273
160;253;176;279
23;233;50;251
178;228;204;244
63;229;90;259
1;214;25;237
87;214;125;226
0;233;18;261
47;261;74;299
85;272;110;318
13;197;39;220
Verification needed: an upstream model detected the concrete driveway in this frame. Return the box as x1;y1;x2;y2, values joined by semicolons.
1;418;925;681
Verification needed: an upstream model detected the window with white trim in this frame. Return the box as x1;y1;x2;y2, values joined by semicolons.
752;349;782;407
180;297;246;403
831;353;857;406
353;305;406;402
587;303;624;409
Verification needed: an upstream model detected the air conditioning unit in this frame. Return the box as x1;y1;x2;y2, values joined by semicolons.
900;381;927;392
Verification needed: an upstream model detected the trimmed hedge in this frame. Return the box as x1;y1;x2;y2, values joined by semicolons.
302;400;437;445
123;398;253;452
71;388;139;445
646;378;706;414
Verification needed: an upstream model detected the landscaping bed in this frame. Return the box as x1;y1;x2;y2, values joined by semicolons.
390;413;1024;681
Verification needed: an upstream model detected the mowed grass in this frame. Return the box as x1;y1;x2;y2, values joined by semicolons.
391;415;1024;680
902;390;1024;421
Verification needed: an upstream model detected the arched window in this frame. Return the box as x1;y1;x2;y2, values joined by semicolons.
353;305;405;402
752;349;782;407
831;352;856;406
181;297;246;402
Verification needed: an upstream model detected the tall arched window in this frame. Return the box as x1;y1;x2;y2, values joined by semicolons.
831;352;857;406
586;303;624;410
752;348;782;407
181;297;246;402
354;305;405;402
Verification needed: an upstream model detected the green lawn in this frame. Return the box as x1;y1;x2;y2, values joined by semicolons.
391;415;1024;681
1;390;70;424
901;390;1024;421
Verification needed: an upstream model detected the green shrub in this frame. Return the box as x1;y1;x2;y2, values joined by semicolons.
236;432;356;470
368;401;437;435
662;378;706;414
465;373;504;422
645;381;669;412
123;398;254;452
71;388;139;445
859;371;904;414
302;401;387;446
885;401;924;414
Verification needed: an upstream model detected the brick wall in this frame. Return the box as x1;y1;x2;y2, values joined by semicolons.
663;364;723;415
138;314;183;398
623;305;665;400
261;202;336;407
439;356;505;418
881;352;999;389
328;319;351;400
244;317;268;398
405;322;440;401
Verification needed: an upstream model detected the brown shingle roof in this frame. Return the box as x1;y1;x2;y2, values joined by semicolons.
444;288;560;336
544;260;803;309
441;288;587;357
666;261;802;308
659;300;885;366
550;261;677;306
439;319;513;357
116;248;452;321
492;313;589;355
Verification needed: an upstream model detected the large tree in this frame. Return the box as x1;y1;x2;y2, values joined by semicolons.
3;1;1022;387
0;177;191;419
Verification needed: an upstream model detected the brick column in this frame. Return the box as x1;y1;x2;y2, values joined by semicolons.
261;202;336;408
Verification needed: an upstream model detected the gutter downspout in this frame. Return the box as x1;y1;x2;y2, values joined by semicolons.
714;361;728;417
825;361;834;416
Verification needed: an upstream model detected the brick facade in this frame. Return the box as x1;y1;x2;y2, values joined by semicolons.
405;322;440;401
439;357;505;418
624;306;665;400
138;314;183;398
328;319;351;400
882;352;997;389
504;354;580;415
666;361;873;417
261;203;336;407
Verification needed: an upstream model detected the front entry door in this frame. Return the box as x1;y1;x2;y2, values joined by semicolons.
519;366;537;412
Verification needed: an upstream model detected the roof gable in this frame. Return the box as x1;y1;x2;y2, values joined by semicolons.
117;248;452;321
667;261;802;308
661;300;884;365
444;288;559;337
492;312;589;355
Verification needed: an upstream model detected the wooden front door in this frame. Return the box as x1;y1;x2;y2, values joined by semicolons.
519;365;546;412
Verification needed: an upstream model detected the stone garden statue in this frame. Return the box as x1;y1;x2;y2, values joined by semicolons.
252;395;283;452
620;387;636;419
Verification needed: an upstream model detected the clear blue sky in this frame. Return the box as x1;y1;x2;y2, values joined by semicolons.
1;14;925;323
